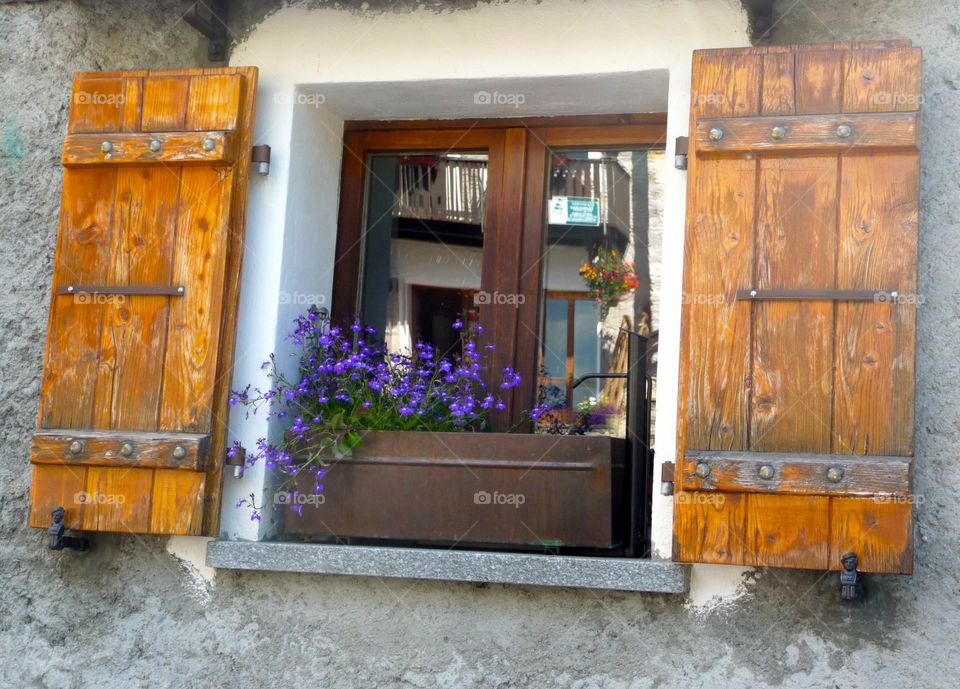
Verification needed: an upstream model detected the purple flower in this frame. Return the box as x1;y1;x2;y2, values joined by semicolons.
231;313;528;487
500;368;522;389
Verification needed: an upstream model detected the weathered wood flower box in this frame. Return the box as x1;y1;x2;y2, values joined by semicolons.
283;431;625;550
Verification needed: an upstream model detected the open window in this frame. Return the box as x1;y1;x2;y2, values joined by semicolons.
315;118;668;555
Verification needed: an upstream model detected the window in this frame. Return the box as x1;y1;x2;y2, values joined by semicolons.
357;151;488;355
332;118;666;433
538;148;662;435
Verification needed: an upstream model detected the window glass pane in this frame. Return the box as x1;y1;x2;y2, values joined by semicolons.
358;152;488;354
538;149;664;437
543;298;568;379
572;299;600;407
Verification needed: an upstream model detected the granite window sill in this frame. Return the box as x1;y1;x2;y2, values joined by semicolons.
205;540;691;593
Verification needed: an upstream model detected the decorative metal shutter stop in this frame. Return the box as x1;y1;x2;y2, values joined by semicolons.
47;507;90;553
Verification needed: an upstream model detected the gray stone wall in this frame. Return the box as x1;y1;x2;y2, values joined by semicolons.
1;1;959;688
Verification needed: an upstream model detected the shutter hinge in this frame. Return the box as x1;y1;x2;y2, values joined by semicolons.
225;442;245;479
252;145;271;176
660;461;675;496
674;136;689;170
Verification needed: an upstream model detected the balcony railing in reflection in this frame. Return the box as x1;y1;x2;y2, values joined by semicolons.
393;156;632;232
394;156;487;225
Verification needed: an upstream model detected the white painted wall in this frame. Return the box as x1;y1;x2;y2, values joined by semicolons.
173;0;752;593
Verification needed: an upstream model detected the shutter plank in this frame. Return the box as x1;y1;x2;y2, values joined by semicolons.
829;497;913;573
141;76;190;131
761;52;796;115
795;50;842;114
843;47;922;113
751;157;837;453
834;154;918;456
198;68;258;534
80;466;153;532
40;168;117;429
159;166;232;432
748;494;829;568
150;469;205;534
94;166;181;431
31;429;209;470
674;492;747;564
28;465;87;529
120;77;143;133
186;74;241;130
68;76;125;134
683;450;911;496
682;157;755;451
691;52;761;117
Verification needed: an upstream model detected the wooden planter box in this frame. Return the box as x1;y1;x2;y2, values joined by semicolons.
283;431;626;550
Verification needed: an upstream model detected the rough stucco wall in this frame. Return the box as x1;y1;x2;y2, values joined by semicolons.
2;1;959;688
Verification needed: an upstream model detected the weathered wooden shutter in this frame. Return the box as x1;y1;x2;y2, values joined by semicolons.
28;67;258;536
674;42;920;573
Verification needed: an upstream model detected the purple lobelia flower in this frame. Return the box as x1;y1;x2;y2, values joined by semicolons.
229;307;525;518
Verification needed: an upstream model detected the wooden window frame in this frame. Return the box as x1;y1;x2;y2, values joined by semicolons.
331;116;666;429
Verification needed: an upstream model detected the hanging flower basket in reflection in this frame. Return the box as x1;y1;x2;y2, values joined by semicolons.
578;247;639;317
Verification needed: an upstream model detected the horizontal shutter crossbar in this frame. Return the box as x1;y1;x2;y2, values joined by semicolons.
696;112;919;153
736;288;899;302
31;429;210;471
681;450;912;496
57;284;186;297
61;131;236;166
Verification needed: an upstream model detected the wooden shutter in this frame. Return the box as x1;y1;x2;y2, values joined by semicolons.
674;42;920;573
28;67;258;536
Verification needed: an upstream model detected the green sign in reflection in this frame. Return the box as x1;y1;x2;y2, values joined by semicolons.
548;195;600;226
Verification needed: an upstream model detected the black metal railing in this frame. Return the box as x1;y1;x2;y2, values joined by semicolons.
572;329;655;557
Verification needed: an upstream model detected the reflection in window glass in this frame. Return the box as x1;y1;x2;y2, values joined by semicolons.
538;149;665;439
573;300;600;407
543;299;568;380
358;152;488;355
